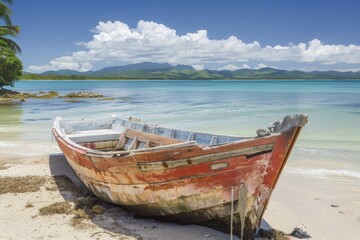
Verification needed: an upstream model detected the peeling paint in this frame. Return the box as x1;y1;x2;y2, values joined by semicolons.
238;184;248;240
52;114;308;238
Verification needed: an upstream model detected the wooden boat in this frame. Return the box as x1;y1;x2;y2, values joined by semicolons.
52;114;308;239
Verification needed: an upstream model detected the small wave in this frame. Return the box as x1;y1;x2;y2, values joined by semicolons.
287;167;360;179
293;147;360;160
0;142;19;147
24;118;52;122
0;141;60;155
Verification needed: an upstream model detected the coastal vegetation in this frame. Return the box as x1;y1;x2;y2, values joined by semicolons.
0;0;22;88
21;62;360;80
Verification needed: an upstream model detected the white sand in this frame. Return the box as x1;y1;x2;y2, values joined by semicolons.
1;150;359;240
0;154;233;240
264;172;360;240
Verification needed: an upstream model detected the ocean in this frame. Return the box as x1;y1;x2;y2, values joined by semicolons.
1;79;360;179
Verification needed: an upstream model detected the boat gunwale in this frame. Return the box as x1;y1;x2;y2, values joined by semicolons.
62;114;254;140
53;117;202;157
52;116;260;157
53;114;308;158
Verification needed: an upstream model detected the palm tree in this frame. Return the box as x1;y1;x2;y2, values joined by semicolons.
0;0;13;25
0;0;21;54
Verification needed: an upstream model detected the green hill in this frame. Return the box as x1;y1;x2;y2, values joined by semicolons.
21;62;360;80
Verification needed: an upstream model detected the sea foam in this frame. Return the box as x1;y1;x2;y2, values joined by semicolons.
0;141;60;156
0;141;19;148
287;167;360;179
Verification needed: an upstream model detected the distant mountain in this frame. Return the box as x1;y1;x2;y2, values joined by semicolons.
95;62;173;75
22;62;360;80
41;69;91;76
40;62;195;77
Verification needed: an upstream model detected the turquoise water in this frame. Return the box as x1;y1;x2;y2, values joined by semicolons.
1;80;360;178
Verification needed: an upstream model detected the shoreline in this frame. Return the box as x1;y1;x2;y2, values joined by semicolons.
18;79;360;81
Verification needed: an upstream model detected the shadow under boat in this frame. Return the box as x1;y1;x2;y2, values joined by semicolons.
48;153;238;239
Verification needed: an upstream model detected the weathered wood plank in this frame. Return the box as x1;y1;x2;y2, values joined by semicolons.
137;144;274;171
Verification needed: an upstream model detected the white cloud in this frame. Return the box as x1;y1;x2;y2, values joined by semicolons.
255;63;268;69
241;64;251;69
28;56;93;72
28;20;360;72
192;64;204;70
219;64;251;71
219;64;241;71
332;67;360;72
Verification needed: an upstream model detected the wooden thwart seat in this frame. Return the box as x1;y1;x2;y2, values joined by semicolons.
116;129;184;151
68;129;121;143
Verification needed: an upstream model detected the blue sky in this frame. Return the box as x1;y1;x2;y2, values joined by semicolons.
11;0;360;72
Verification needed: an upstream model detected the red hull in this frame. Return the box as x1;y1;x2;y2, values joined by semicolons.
52;114;307;239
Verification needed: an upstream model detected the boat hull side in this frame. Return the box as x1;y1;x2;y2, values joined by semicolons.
52;124;304;239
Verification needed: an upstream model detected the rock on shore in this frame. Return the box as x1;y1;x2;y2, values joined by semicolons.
0;89;107;105
60;92;104;98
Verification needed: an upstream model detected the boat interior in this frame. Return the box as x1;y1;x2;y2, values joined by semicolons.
55;116;250;153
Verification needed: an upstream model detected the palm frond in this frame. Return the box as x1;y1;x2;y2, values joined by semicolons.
0;25;19;36
0;3;12;25
0;1;20;54
0;36;21;54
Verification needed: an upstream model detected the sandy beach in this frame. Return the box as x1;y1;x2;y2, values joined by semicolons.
264;172;360;239
0;152;232;240
1;143;359;240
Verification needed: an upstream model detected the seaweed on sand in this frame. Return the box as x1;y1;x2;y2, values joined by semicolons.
0;176;46;194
